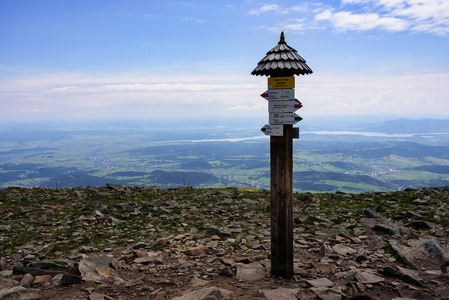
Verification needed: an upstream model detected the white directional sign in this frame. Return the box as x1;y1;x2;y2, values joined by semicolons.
261;124;283;136
260;89;294;101
269;113;303;125
269;99;303;113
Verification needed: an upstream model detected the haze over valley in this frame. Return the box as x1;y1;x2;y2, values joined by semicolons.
1;118;449;193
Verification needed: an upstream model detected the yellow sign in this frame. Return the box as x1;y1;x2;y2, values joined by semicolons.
268;76;295;89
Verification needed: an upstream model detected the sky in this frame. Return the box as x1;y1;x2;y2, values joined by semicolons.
1;0;448;124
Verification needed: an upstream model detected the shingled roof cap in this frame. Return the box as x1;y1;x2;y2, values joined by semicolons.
251;32;313;77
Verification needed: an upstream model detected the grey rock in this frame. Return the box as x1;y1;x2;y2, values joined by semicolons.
0;286;42;300
318;243;334;257
79;245;97;253
373;224;398;235
107;216;125;225
94;201;108;213
123;202;138;213
258;287;301;300
35;243;54;255
133;253;157;264
92;210;104;218
397;284;431;299
131;242;147;249
406;220;434;229
125;279;143;287
306;278;334;288
209;227;241;236
312;262;337;274
418;240;449;263
389;240;419;270
366;235;386;249
190;277;209;287
171;287;233;300
207;240;219;248
382;266;425;287
106;183;129;193
362;209;381;219
406;211;422;220
0;278;15;290
89;293;114;300
0;270;13;277
19;273;34;288
355;271;384;284
219;266;233;277
310;285;342;300
0;258;6;271
332;244;356;256
183;246;206;256
297;288;318;300
308;215;330;223
236;262;265;282
50;273;63;286
413;198;429;205
78;255;115;282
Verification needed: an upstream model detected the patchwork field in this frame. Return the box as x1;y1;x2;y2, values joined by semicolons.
1;119;449;193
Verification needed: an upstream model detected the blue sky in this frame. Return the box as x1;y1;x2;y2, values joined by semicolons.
1;0;448;123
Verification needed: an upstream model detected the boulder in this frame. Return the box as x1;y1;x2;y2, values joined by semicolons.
236;262;265;282
78;255;115;282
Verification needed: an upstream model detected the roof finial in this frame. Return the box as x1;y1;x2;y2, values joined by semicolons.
279;32;286;44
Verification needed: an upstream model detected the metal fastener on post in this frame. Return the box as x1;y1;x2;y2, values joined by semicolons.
252;32;312;279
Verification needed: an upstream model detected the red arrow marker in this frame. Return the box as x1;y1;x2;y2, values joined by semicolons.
260;90;269;100
294;99;302;109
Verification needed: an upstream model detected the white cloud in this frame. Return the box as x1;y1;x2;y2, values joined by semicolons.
292;2;326;13
319;11;409;31
46;86;80;93
44;82;258;95
1;70;448;121
298;73;449;117
315;9;334;21
271;19;306;32
249;4;280;15
341;0;370;4
227;103;265;111
0;71;269;121
268;0;449;36
345;0;449;36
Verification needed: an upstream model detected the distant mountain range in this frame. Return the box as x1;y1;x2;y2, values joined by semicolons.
355;118;449;134
302;117;449;134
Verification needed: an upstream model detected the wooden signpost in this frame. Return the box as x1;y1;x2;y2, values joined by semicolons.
267;77;296;278
252;32;312;279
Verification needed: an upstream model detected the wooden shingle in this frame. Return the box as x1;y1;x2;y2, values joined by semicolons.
251;32;313;77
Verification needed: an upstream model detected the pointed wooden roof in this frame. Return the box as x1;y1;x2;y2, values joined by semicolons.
251;32;313;77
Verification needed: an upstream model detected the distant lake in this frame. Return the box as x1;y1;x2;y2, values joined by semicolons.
155;130;449;143
304;131;449;137
303;131;416;137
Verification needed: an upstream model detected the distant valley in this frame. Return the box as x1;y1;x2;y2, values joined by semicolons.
1;118;449;193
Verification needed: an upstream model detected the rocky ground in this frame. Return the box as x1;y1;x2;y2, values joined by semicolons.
1;184;449;299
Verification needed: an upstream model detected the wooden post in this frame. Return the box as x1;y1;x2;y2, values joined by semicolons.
270;123;294;278
251;31;312;279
